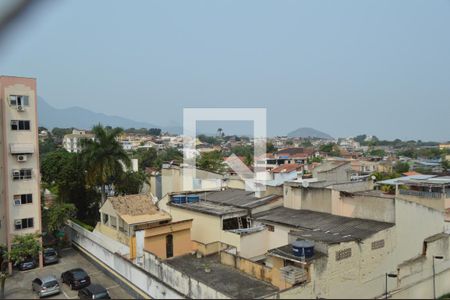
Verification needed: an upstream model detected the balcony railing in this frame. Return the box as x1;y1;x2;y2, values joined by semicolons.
398;189;444;199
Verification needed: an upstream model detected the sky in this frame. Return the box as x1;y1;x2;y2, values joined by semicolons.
0;0;449;141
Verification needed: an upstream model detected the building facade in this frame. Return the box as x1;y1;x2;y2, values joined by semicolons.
0;76;42;268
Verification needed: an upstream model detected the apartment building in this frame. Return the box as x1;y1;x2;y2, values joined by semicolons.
62;129;94;153
0;76;42;268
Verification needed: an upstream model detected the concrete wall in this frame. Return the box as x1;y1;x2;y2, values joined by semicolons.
220;251;274;284
332;190;395;223
283;185;332;213
68;221;184;298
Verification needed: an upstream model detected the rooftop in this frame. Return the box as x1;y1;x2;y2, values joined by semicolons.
169;200;247;217
268;244;326;263
255;207;394;242
165;254;278;299
271;163;303;174
107;194;170;225
198;188;281;209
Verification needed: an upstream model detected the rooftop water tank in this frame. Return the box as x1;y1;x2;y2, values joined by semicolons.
187;194;200;203
172;194;187;204
292;240;315;258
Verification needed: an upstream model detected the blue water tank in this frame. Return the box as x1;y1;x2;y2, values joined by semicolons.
292;240;315;258
172;194;187;204
187;195;200;203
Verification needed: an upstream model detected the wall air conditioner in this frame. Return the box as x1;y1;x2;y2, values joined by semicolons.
17;155;28;162
17;105;25;112
12;170;20;177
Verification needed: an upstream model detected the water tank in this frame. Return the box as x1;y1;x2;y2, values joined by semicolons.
187;194;200;203
172;194;187;204
292;240;315;258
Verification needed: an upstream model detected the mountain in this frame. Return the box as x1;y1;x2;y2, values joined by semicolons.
287;127;333;139
37;97;182;134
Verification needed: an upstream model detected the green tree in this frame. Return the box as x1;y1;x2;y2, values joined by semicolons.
82;125;131;205
266;142;276;153
148;128;161;136
393;161;410;174
368;149;386;157
135;148;158;170
197;151;225;174
442;159;449;171
42;202;77;233
0;244;7;299
114;171;149;195
154;147;183;169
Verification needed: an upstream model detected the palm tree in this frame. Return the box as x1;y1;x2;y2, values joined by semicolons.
81;124;131;205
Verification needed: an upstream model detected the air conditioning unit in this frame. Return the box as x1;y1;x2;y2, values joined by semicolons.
17;105;25;112
12;170;20;177
17;155;28;162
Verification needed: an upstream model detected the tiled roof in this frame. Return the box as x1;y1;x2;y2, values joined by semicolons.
271;163;302;174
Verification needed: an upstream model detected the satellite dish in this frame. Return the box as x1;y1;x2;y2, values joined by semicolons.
302;181;310;188
371;175;376;181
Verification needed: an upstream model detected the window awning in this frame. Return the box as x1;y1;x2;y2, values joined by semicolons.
10;143;35;154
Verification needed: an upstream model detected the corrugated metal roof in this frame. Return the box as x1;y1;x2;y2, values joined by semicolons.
255;207;394;243
200;188;281;209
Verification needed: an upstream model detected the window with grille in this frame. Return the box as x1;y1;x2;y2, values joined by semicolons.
12;169;32;180
336;248;352;261
11;120;31;131
13;194;33;205
14;218;34;230
371;239;385;250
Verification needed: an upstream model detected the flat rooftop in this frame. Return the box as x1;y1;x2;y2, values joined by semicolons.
255;207;394;243
169;200;247;217
199;188;281;209
165;254;278;299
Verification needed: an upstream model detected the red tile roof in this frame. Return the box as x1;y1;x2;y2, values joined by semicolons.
271;163;303;173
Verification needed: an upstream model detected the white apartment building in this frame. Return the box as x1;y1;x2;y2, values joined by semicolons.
63;129;94;153
0;76;42;268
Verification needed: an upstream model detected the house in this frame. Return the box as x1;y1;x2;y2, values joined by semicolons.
311;160;352;183
158;188;282;258
96;194;193;259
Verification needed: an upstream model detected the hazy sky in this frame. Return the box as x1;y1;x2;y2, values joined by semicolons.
1;0;449;141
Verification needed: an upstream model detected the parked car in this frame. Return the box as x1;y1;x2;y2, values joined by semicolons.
78;284;111;299
16;257;37;271
43;248;59;265
61;268;91;290
32;275;60;298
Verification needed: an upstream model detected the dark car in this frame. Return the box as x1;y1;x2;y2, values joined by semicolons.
17;257;37;271
78;284;111;299
61;268;91;290
43;248;59;265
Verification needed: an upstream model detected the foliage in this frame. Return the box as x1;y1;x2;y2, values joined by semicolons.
82;124;131;204
154;147;183;169
198;134;222;146
134;148;158;170
368;149;386;157
443;159;450;171
114;171;149;195
148;128;162;136
307;156;323;164
197;150;225;174
266;142;276;153
42;202;77;233
393;161;410;174
70;219;94;231
229;145;253;157
8;234;42;264
319;143;341;157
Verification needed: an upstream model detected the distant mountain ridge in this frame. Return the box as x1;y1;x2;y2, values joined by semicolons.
287;127;333;139
37;97;182;134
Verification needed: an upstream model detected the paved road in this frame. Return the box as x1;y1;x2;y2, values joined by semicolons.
4;247;134;299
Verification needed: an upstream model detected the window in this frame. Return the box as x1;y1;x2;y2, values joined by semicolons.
336;248;352;261
14;218;34;230
12;169;32;180
9;95;29;106
102;213;109;225
11;120;31;131
13;194;33;205
110;216;117;229
166;234;173;258
266;224;275;232
371;239;385;250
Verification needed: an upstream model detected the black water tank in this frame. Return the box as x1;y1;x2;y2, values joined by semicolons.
292;240;315;258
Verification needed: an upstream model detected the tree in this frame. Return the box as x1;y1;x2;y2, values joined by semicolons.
266;142;276;153
319;143;341;157
82;125;131;205
393;161;410;174
148;128;161;136
115;171;149;195
135;148;158;170
442;159;449;171
368;149;386;157
197;151;225;174
0;244;7;299
42;202;77;233
154;147;183;169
